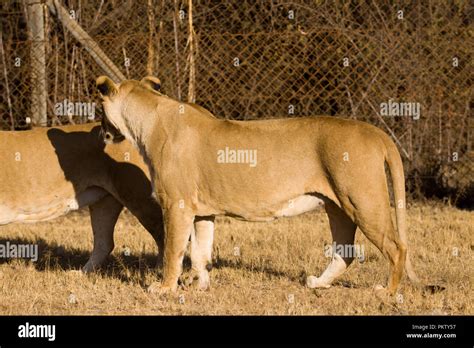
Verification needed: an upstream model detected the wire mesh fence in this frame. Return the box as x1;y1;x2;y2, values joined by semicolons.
0;0;472;199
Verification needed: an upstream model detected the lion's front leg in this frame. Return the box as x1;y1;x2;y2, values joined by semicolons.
148;206;194;293
148;206;194;294
185;216;215;290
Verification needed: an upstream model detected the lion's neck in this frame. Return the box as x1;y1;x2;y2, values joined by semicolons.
120;98;218;191
120;100;171;186
121;99;156;151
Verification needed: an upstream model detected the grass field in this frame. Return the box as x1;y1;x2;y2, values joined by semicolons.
0;201;471;315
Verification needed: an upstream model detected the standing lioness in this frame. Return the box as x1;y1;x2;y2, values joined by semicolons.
97;76;421;295
0;122;165;271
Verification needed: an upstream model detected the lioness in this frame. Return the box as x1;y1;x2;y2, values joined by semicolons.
0;77;171;272
0;122;166;271
97;76;422;295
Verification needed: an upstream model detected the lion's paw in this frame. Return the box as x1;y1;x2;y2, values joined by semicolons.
81;262;95;274
306;275;331;289
182;271;210;291
374;284;391;301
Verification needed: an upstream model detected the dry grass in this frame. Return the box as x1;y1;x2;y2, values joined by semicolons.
0;201;472;315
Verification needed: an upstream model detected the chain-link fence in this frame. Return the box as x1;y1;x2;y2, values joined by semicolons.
0;0;472;201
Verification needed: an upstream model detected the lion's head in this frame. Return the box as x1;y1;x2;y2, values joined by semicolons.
96;76;162;144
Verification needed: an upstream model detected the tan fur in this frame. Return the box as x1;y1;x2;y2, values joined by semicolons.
98;76;421;295
0;122;165;272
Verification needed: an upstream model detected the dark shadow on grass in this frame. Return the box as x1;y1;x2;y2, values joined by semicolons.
0;237;161;285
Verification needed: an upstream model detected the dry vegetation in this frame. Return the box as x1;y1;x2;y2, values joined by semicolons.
0;201;471;315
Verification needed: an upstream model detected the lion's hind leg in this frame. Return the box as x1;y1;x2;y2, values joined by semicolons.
184;215;215;290
307;200;357;289
352;197;406;296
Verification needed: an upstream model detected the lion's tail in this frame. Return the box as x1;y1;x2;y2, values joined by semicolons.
383;137;421;285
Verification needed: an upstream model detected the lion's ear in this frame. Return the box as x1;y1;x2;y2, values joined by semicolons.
140;76;161;92
96;76;117;97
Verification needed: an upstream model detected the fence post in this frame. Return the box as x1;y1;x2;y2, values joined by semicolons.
26;0;48;126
